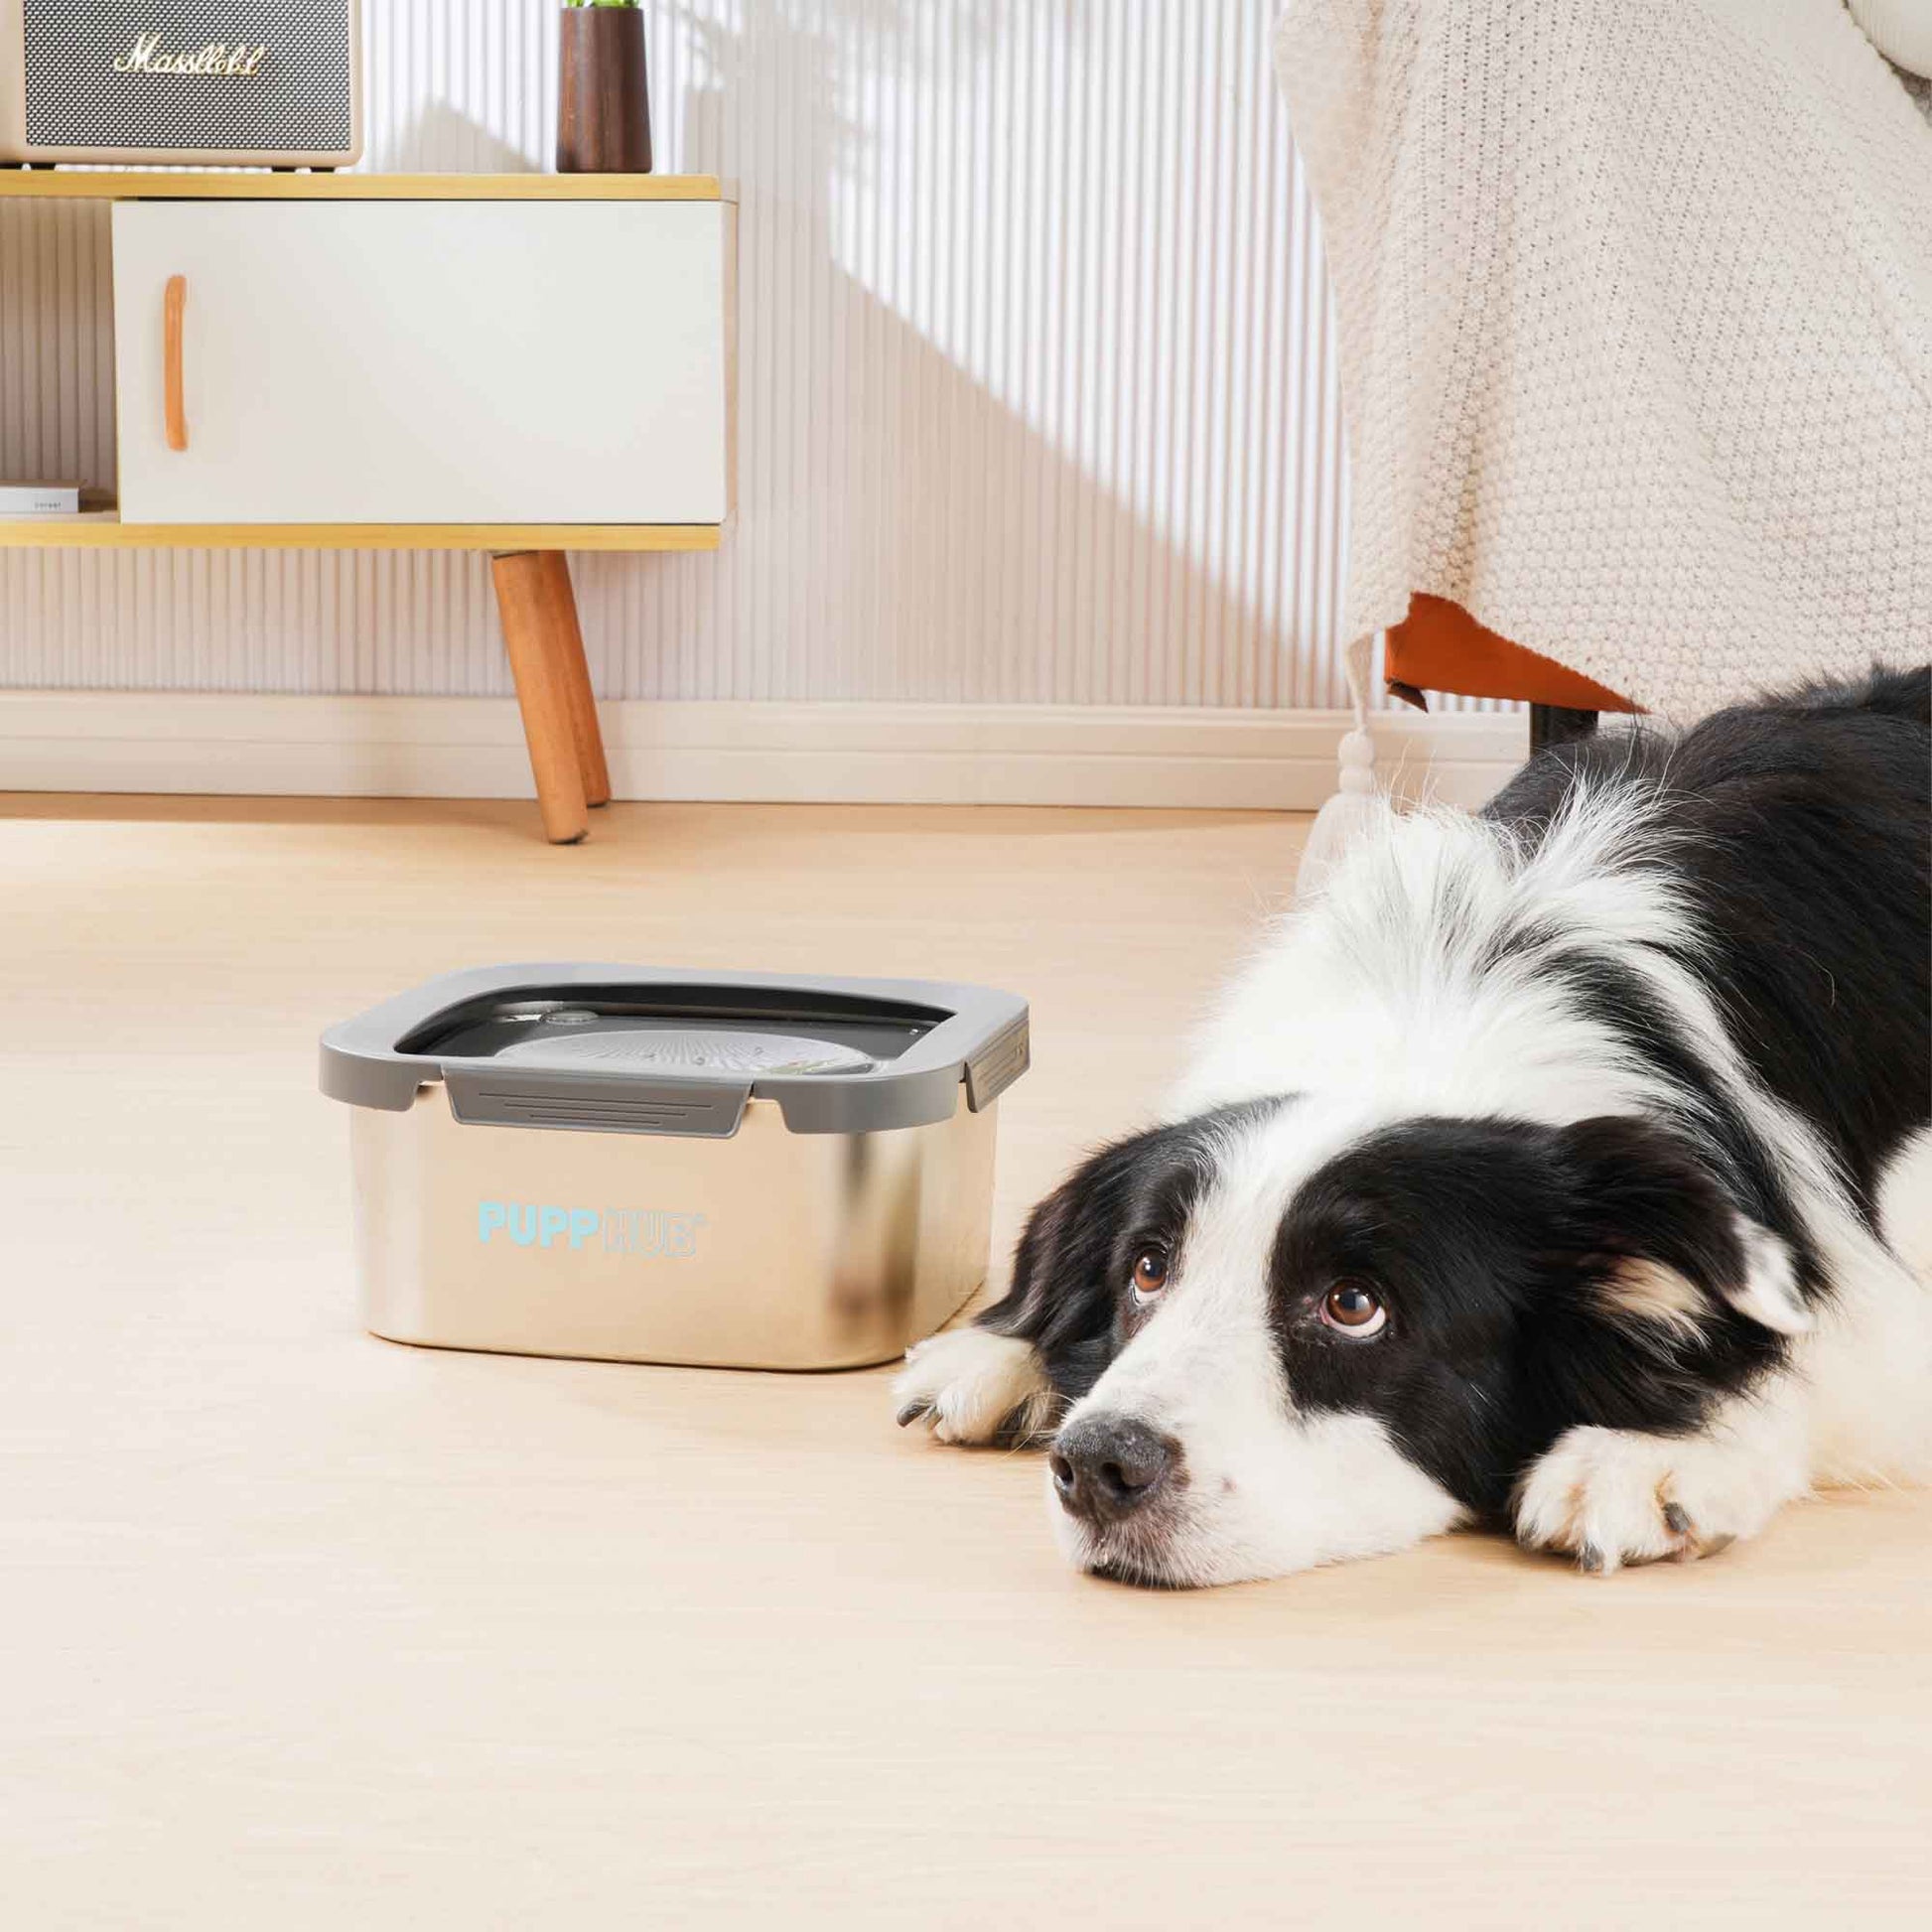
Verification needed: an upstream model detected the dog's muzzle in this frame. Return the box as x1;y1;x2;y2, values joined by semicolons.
1048;1413;1184;1526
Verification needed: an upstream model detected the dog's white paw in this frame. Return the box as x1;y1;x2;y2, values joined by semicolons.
1514;1420;1803;1575
894;1327;1055;1446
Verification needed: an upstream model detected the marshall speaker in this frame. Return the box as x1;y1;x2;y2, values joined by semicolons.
1;0;362;168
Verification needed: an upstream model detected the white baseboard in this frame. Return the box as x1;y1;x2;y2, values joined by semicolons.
0;692;1527;810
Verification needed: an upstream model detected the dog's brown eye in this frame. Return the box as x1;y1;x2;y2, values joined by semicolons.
1130;1250;1170;1306
1321;1282;1387;1337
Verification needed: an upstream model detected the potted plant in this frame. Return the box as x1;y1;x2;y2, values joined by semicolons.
557;1;652;175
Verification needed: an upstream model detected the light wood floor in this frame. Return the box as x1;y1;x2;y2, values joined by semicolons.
3;794;1926;1929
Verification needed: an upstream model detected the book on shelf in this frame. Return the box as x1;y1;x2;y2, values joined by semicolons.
0;482;83;517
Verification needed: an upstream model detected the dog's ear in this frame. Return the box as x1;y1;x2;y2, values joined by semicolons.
975;1122;1187;1398
1509;1114;1811;1442
1552;1115;1814;1338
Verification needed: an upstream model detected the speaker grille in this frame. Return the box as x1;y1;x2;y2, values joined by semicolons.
23;0;354;154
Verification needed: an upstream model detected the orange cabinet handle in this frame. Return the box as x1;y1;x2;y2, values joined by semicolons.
164;275;188;453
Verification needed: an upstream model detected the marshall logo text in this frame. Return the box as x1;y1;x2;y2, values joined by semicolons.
113;35;268;77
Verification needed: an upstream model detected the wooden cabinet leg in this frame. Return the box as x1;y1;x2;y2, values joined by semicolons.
535;551;613;807
492;550;591;845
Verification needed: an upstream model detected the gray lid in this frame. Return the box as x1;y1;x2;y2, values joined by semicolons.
319;964;1030;1137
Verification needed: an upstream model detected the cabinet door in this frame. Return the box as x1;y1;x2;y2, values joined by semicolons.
113;202;727;525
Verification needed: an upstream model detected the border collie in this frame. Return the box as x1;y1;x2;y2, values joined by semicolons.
896;667;1932;1587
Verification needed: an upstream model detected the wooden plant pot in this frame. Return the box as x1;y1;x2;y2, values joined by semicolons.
557;8;653;176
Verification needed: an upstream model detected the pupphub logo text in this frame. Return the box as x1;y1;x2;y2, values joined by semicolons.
478;1201;706;1257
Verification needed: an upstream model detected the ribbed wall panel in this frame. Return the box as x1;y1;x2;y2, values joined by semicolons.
0;1;1504;712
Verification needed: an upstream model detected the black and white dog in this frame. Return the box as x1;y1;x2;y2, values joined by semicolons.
897;667;1932;1586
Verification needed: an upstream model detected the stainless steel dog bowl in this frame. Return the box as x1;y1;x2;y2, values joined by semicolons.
320;965;1030;1369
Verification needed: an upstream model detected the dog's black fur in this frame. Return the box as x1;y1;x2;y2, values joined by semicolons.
1500;664;1930;1221
1268;1114;1790;1520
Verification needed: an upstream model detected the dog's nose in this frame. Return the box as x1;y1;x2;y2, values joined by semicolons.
1049;1414;1180;1524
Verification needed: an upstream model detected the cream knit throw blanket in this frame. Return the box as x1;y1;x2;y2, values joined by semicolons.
1276;0;1932;865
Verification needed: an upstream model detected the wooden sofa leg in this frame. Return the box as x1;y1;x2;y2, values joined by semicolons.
492;550;592;845
1529;704;1599;755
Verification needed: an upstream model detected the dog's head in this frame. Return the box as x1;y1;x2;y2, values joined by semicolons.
1020;1098;1812;1587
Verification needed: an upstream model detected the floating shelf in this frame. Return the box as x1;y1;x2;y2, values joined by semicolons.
0;170;724;203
